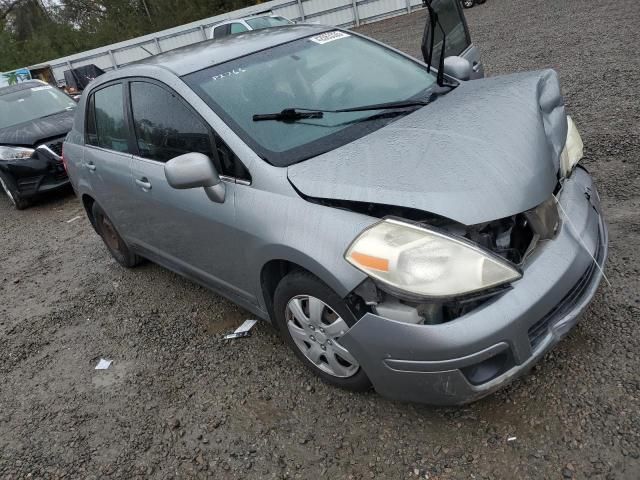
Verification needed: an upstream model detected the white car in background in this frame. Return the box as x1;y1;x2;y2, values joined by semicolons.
210;15;293;40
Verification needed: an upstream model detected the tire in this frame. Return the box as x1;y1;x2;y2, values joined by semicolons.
92;202;141;268
475;0;486;3
462;0;475;8
0;173;30;210
273;271;371;392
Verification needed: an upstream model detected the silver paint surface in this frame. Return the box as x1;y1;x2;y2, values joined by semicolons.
62;27;607;405
288;69;567;225
338;168;607;404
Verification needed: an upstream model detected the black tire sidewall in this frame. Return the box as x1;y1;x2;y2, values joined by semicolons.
273;271;371;392
92;202;139;268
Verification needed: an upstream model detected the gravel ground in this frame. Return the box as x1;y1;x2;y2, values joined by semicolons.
1;0;639;478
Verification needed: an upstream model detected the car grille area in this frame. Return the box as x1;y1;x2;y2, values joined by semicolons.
46;140;64;157
17;176;41;193
528;239;602;350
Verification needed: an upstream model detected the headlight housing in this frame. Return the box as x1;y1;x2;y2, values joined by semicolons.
345;219;522;299
559;116;583;178
0;146;35;161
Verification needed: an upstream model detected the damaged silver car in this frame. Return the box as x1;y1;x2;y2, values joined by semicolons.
63;0;607;405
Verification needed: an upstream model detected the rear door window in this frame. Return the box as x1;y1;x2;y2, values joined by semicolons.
87;83;128;153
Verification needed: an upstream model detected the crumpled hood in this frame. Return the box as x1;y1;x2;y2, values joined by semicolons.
0;109;75;147
287;69;567;225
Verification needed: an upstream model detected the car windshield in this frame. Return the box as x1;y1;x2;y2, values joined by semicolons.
245;16;292;30
184;31;438;166
0;84;76;129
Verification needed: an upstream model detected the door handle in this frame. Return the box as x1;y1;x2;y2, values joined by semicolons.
135;178;152;190
86;162;96;171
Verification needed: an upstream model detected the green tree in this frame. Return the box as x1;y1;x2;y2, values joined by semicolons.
1;0;257;72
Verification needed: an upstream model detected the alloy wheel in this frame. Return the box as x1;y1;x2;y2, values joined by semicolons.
285;295;360;378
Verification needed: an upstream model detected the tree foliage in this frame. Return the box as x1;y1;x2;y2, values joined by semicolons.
0;0;254;71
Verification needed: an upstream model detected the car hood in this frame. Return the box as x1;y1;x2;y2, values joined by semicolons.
287;69;568;225
0;109;75;147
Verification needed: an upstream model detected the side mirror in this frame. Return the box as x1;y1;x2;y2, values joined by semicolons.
443;56;473;81
164;152;226;203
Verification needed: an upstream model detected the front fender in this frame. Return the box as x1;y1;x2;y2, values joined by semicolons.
237;185;376;316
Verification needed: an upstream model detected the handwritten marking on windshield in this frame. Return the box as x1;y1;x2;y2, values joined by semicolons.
211;68;247;81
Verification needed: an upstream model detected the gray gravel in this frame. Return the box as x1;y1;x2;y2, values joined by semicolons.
1;0;639;478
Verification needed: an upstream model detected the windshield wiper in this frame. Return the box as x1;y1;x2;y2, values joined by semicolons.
252;100;431;123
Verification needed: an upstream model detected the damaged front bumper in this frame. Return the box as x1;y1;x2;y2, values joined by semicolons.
339;167;607;405
0;147;69;199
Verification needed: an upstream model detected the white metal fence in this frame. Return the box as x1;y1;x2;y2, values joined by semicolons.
44;0;425;84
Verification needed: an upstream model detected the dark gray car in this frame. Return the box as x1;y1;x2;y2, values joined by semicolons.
63;17;607;404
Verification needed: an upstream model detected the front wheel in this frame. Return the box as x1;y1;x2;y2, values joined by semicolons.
462;0;475;8
273;271;370;391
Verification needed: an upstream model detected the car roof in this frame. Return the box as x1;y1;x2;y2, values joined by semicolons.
0;80;48;96
135;24;331;77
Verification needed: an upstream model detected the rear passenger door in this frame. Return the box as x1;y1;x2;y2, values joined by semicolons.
126;79;254;301
422;0;484;78
84;82;138;236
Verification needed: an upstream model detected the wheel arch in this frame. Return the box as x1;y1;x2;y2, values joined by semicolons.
81;193;97;230
258;251;366;324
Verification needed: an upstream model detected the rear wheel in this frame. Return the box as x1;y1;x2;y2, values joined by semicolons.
475;0;486;4
462;0;475;8
92;202;141;268
0;173;29;210
273;271;370;391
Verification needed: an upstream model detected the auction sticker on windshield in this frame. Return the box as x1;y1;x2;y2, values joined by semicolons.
310;31;350;45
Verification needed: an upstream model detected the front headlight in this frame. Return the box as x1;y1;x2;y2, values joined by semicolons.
560;116;583;178
345;219;521;299
0;146;35;161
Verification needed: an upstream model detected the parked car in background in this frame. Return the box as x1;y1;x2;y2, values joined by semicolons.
64;0;606;405
0;80;74;209
210;15;292;39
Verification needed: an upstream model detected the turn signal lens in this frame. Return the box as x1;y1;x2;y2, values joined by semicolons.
560;116;584;178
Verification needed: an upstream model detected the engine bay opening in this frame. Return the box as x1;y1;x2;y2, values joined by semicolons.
345;197;560;326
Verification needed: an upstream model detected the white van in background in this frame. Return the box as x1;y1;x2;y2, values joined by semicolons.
210;15;293;39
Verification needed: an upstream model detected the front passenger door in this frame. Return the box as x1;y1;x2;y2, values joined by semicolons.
126;80;254;303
